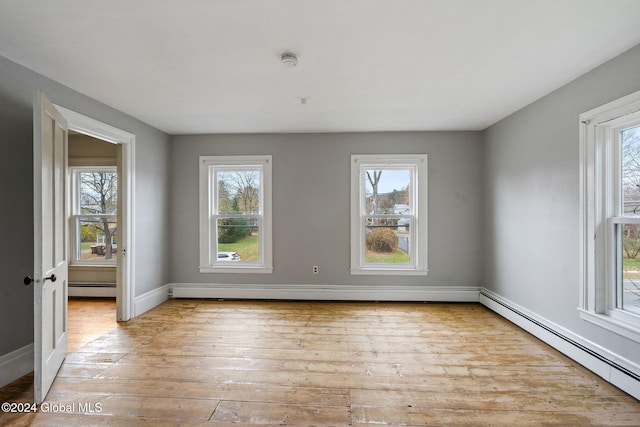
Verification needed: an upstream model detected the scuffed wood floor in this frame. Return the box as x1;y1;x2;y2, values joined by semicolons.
1;300;639;426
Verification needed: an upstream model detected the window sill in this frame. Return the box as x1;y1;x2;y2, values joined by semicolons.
70;262;116;268
70;264;116;269
350;267;429;276
199;266;273;274
578;308;640;343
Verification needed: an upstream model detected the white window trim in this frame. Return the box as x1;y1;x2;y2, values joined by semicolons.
350;154;428;276
199;155;273;274
69;166;117;266
579;89;640;343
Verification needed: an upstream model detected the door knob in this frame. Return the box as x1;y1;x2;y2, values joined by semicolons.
24;274;57;285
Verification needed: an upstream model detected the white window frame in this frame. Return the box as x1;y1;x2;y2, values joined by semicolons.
579;89;640;343
350;154;428;275
69;166;118;266
199;155;272;273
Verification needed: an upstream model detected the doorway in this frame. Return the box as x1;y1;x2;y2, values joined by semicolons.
66;131;119;349
68;131;118;296
32;96;135;403
55;104;135;322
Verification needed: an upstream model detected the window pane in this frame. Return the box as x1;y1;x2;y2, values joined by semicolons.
364;217;411;264
217;170;261;214
622;125;640;216
620;126;640;316
78;218;117;262
216;217;260;262
364;169;410;215
79;171;117;214
618;223;640;316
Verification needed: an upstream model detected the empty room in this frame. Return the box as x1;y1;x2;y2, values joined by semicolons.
1;0;640;425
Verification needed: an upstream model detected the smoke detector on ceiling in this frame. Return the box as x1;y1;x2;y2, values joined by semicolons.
281;52;298;68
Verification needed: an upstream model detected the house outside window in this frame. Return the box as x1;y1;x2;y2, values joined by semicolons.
69;167;117;265
199;155;272;273
350;154;428;275
580;89;640;343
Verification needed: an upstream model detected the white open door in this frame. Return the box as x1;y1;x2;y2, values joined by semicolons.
33;91;68;403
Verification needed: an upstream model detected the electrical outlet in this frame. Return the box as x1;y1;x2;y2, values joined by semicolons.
312;265;319;274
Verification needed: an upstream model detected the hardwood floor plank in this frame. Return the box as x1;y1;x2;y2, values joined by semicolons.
47;378;350;406
27;413;207;426
63;351;128;365
350;388;640;413
210;401;351;425
351;407;591;426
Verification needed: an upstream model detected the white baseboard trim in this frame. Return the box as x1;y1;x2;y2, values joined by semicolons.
134;284;170;317
169;283;480;302
479;288;640;400
68;286;116;298
0;343;33;388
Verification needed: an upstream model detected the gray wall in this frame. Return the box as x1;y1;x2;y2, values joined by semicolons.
0;54;171;356
170;132;484;288
484;43;640;363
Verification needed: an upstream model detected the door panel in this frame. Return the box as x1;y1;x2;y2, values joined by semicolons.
33;92;68;403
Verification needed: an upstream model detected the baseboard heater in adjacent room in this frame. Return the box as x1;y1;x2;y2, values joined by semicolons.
68;283;116;298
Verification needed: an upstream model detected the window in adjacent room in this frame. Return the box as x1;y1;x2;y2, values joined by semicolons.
350;154;428;275
580;89;640;342
199;155;272;273
69;167;117;265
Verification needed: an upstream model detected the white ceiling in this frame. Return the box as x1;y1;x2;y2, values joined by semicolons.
1;0;640;135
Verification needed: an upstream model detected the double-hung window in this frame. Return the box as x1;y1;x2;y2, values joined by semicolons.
69;167;118;265
580;90;640;342
350;154;428;275
199;155;272;273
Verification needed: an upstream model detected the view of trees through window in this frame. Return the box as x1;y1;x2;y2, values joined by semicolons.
77;170;117;262
215;170;261;262
620;125;640;315
364;168;411;264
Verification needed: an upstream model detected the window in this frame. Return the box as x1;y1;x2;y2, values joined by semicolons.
580;90;640;342
69;167;118;265
350;154;428;275
199;156;272;273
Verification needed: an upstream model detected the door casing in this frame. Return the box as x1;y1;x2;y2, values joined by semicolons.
54;105;135;321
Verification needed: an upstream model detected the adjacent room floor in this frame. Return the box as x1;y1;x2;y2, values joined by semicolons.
67;298;118;353
1;299;639;426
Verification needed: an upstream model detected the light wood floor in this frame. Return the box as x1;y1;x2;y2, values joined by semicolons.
67;298;117;353
1;300;639;426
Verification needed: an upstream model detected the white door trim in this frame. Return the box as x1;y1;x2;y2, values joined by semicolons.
54;105;135;321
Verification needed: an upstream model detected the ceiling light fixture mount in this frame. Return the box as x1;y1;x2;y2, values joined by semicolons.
281;52;298;68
